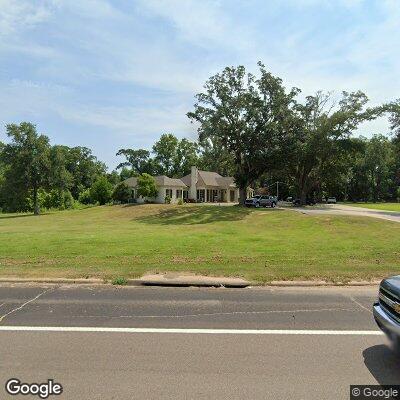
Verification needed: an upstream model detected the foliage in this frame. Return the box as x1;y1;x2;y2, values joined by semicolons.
137;173;158;198
112;277;128;285
0;122;51;214
119;167;136;181
164;195;171;204
78;188;92;205
389;99;400;137
116;149;155;175
177;198;184;205
49;145;106;199
188;63;299;203
112;182;131;203
288;91;382;204
116;134;198;178
89;176;113;205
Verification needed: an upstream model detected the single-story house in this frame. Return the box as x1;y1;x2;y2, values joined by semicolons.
123;166;244;204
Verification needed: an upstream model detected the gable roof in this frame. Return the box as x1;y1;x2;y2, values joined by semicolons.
154;176;187;187
123;177;138;187
181;170;236;188
123;176;187;188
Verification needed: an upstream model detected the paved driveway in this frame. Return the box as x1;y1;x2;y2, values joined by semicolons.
289;203;400;223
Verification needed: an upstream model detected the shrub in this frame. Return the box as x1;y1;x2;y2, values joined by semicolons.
29;189;75;210
78;188;92;205
164;195;171;204
112;277;128;285
177;198;184;205
62;190;74;209
89;176;113;205
112;182;131;203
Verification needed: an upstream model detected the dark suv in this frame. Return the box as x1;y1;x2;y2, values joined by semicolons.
245;195;277;208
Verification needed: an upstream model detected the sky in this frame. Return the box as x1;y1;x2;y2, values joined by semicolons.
0;0;399;169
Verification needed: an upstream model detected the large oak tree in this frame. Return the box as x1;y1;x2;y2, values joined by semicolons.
188;63;299;203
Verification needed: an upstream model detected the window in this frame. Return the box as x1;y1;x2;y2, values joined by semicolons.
176;189;182;198
166;189;172;198
183;190;188;199
212;190;218;202
197;189;205;202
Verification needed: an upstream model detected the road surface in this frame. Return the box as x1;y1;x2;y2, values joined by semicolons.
0;284;398;399
289;203;400;223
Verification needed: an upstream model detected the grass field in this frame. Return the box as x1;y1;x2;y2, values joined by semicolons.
343;202;400;212
0;204;399;283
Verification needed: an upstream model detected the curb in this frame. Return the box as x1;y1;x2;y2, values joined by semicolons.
0;278;381;288
266;280;381;287
0;278;105;285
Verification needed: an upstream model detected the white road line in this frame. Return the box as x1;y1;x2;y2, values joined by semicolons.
0;326;384;335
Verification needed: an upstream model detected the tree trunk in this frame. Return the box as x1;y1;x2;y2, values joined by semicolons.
300;189;307;206
33;186;40;215
239;187;247;206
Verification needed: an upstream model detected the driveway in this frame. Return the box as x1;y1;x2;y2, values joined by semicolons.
289;203;400;223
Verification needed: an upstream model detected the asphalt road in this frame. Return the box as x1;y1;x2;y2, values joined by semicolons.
0;284;398;399
290;203;400;223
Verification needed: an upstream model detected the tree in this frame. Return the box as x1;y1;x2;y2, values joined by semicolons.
116;149;154;175
49;145;73;192
117;135;198;178
137;173;158;198
64;146;106;199
363;135;395;201
152;133;179;176
119;166;136;181
89;176;113;205
188;63;299;203
112;182;131;203
290;91;382;204
198;136;234;176
389;100;400;192
389;99;400;137
174;138;199;176
1;122;50;214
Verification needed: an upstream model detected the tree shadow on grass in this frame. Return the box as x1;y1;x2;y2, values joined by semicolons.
135;205;257;225
0;213;50;220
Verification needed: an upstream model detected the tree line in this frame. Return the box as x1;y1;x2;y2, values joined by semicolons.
1;64;399;213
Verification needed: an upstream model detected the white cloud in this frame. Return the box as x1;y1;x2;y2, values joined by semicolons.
0;0;57;36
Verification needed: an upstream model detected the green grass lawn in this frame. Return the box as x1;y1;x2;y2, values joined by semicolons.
0;204;399;283
342;202;400;212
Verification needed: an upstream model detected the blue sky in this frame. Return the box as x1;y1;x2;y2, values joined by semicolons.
0;0;399;169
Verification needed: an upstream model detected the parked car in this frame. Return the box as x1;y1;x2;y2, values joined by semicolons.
326;197;337;204
245;195;277;208
373;276;400;352
292;198;316;206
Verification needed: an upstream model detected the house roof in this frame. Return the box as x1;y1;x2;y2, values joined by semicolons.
154;176;187;188
123;177;138;187
123;176;187;188
181;170;236;188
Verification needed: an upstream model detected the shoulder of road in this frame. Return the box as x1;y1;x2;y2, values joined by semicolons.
0;273;381;288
